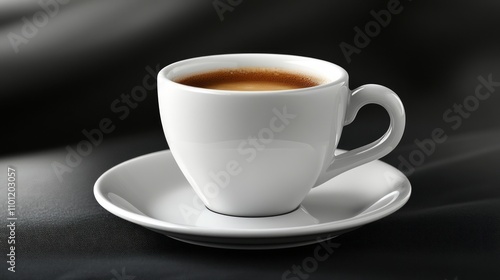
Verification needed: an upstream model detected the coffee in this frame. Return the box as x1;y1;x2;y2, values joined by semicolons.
176;68;321;91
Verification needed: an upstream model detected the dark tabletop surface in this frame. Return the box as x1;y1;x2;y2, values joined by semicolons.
1;0;500;279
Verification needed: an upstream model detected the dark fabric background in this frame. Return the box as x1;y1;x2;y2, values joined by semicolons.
1;0;499;279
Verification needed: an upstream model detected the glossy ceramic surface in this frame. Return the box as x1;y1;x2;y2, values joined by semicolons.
158;54;405;216
94;150;411;249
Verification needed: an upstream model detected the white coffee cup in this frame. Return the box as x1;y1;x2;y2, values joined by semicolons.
158;54;405;217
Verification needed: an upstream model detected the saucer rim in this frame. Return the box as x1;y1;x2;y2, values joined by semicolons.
94;150;411;239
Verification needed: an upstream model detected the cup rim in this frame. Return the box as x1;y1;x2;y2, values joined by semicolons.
158;53;348;95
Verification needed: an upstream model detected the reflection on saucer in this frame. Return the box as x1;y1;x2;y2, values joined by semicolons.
195;206;320;229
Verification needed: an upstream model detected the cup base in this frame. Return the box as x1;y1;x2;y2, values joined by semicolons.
205;205;301;218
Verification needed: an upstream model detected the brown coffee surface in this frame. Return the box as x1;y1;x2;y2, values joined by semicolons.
176;68;320;91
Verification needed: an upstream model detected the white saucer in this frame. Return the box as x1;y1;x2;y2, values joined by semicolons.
94;150;411;249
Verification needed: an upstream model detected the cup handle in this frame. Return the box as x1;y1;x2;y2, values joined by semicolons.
314;84;406;187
